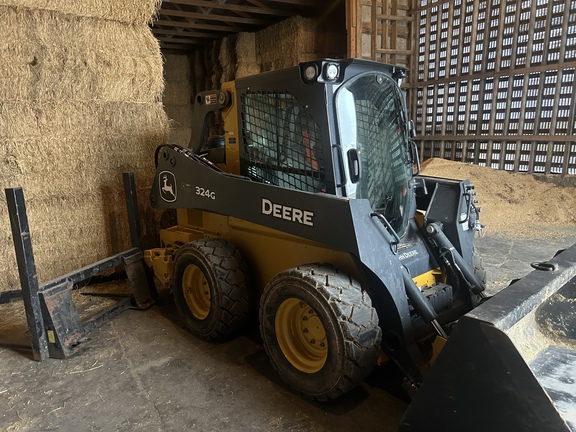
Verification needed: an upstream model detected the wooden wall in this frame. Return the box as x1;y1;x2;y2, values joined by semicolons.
347;0;576;175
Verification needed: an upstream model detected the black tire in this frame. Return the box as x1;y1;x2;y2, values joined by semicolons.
172;238;250;340
259;264;382;401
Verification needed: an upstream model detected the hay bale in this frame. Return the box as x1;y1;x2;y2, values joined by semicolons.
235;32;259;78
219;36;238;83
236;32;256;62
0;2;169;291
163;54;193;146
0;0;161;25
255;16;345;71
235;62;261;78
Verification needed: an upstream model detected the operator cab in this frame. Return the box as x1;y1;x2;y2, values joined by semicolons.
234;58;417;238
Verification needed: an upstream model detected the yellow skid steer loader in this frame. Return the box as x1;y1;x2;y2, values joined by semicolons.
144;59;576;431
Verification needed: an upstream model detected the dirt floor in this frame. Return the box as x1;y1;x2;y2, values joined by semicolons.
0;231;575;432
1;159;575;431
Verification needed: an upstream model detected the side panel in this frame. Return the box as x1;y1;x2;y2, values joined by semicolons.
162;213;358;295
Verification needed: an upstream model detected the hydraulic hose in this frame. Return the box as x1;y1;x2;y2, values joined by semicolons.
426;222;486;296
402;268;447;338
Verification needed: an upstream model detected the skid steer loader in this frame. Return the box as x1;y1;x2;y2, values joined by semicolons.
145;58;576;431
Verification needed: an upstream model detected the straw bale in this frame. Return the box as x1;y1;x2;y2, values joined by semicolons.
0;3;169;291
0;0;161;25
235;62;261;79
219;36;236;70
167;128;193;147
163;80;192;107
0;7;164;103
163;53;191;82
236;32;256;62
211;41;223;88
256;17;317;69
162;54;193;146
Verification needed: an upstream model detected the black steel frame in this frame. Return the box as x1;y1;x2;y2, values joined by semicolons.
1;172;155;361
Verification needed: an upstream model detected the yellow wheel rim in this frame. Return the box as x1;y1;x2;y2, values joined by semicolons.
275;298;328;373
182;264;211;320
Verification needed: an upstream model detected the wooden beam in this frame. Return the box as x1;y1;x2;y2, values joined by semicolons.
347;0;361;58
371;0;376;60
158;8;268;25
160;0;294;17
413;134;576;143
264;0;321;6
159;42;206;51
408;60;576;89
152;28;221;38
439;1;455;159
152;19;243;33
156;35;209;45
375;14;413;21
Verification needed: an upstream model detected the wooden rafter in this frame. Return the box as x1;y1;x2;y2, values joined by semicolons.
151;0;331;52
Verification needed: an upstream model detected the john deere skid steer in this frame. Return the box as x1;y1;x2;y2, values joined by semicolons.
145;59;576;431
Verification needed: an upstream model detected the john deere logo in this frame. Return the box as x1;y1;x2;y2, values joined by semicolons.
159;171;177;202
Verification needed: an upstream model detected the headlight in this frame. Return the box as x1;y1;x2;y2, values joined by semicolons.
303;64;318;82
324;63;339;81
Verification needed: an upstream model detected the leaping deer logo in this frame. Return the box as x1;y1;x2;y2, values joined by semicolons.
159;171;177;202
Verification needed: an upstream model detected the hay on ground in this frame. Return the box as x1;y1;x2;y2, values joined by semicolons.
420;158;576;238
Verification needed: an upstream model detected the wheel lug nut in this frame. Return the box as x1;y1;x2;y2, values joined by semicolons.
302;316;307;321
310;339;315;344
319;342;325;348
303;328;308;333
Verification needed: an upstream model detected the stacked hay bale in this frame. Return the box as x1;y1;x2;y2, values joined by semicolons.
256;16;346;72
163;54;193;147
235;33;259;79
256;17;318;71
190;15;347;89
0;1;169;291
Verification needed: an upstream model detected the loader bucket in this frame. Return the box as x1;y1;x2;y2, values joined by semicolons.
400;243;576;432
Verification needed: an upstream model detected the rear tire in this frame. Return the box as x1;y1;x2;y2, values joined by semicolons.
259;264;381;401
172;238;250;340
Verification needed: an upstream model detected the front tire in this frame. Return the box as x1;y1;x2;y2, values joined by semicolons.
172;238;250;340
259;264;381;401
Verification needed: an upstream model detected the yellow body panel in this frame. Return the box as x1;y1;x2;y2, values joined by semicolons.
412;268;446;289
150;207;445;299
157;209;358;295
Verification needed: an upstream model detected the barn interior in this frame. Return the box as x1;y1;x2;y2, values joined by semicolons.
0;1;575;431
